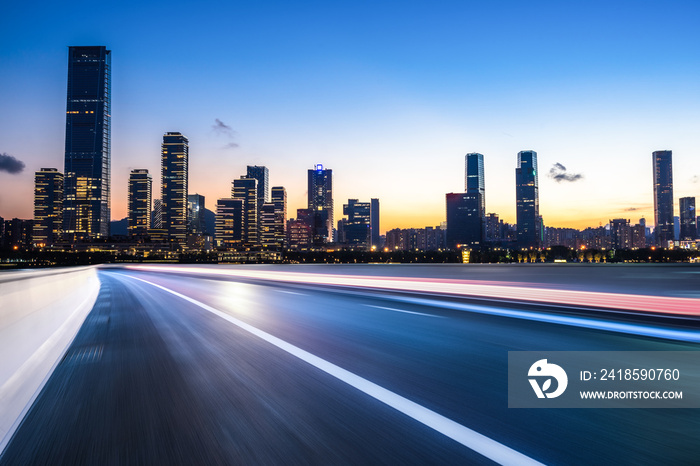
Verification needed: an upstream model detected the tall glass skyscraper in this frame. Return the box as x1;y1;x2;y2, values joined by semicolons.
232;177;258;246
308;164;333;244
515;150;540;249
446;192;483;249
653;150;674;246
465;153;485;217
62;46;111;241
128;169;152;238
246;166;269;208
679;197;696;241
187;194;206;236
161;132;189;244
370;198;380;248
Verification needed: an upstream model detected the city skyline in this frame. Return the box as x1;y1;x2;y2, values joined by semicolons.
1;2;699;232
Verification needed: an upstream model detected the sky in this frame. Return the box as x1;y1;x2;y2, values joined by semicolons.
1;0;699;232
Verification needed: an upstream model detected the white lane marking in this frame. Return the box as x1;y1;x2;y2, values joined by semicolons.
365;304;444;318
126;275;542;466
275;290;307;296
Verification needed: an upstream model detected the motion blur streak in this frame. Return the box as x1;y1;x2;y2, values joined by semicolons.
126;275;543;466
389;296;700;343
126;265;700;315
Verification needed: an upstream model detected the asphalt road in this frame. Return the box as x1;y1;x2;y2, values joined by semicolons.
2;266;699;465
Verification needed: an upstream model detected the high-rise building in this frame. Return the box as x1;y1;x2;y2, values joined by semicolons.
609;218;632;250
63;46;111;242
34;168;64;247
269;186;287;248
679;197;696;241
187;194;206;236
286;219;312;250
308;164;333;244
342;199;372;249
515;150;540;249
151;199;163;229
215;198;244;250
652;150;674;246
232;177;258;246
465;153;485;217
446;193;483;249
370;198;380;248
631;223;646;249
128;169;151;238
246;166;269;208
161;132;189;244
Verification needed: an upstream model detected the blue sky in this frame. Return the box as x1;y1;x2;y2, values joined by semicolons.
1;0;699;230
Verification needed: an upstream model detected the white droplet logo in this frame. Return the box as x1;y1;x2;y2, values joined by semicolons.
528;359;568;399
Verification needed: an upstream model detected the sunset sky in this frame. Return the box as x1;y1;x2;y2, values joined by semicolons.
1;1;699;232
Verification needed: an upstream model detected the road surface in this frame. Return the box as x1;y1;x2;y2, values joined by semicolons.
1;265;698;465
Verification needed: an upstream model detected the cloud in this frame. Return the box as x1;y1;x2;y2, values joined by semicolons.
212;119;238;149
0;153;25;174
623;207;638;212
548;163;583;183
692;175;698;184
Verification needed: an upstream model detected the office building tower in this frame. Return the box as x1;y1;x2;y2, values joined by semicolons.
34;168;64;247
679;197;696;240
465;153;485;217
515;150;540;249
342;199;372;249
215;198;244;249
62;46;111;241
287;218;313;250
652;150;674;246
232;177;258;246
271;186;287;247
127;169;151;238
308;164;333;244
609;218;632;250
188;194;206;236
246;166;269;208
631;223;646;249
446;193;483;249
161;132;189;244
151;199;163;229
370;198;380;248
485;213;502;242
260;203;283;248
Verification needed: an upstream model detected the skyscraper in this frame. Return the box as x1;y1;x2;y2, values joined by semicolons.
679;197;696;241
370;198;380;248
342;199;372;249
446;193;483;249
271;186;287;248
63;46;111;241
215;198;244;249
128;169;152;237
465;153;485;217
187;194;206;236
232;177;258;246
246;166;269;208
308;164;333;244
161;132;189;244
151;199;163;229
653;150;674;246
515;150;540;249
34;168;64;247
